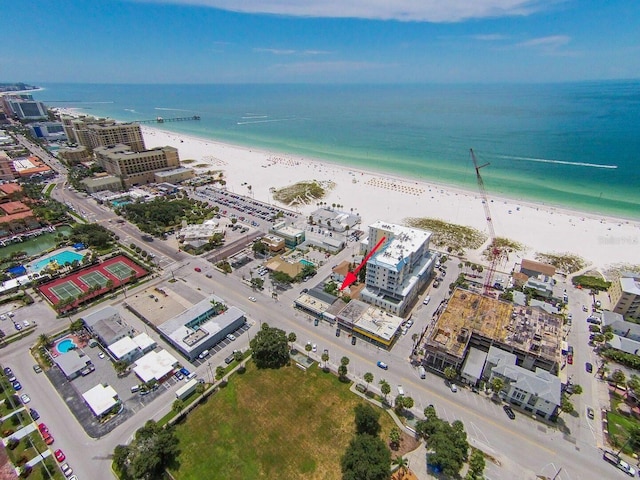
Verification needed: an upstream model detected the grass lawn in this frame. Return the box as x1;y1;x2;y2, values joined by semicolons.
170;362;396;480
607;411;639;454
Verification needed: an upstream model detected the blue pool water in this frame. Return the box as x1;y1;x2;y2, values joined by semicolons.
111;199;131;207
299;259;315;267
33;250;84;272
56;338;77;354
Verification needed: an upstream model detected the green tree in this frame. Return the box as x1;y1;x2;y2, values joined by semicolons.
561;394;574;414
38;333;52;348
392;456;409;477
112;445;129;473
250;324;290;369
380;380;391;402
287;332;296;352
119;420;179;480
389;427;401;449
305;343;313;358
172;399;184;413
215;366;225;381
252;240;268;256
341;434;391;480
468;448;486;479
571;384;583;395
338;364;348;380
341;356;350;367
364;372;374;391
491;377;504;397
354;403;381;436
321;352;330;369
612;369;626;387
444;366;457;382
233;350;243;362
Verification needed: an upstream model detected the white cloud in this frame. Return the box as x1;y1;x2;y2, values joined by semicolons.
472;34;509;41
253;48;297;55
133;0;563;22
517;35;570;48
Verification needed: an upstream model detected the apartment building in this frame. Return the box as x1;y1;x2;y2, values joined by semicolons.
610;273;640;321
359;221;436;316
61;116;145;152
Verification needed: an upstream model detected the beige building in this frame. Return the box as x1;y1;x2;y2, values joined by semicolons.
261;234;285;253
94;144;179;188
61;116;145;152
610;273;640;321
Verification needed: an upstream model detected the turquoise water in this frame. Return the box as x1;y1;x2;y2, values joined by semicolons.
0;226;73;261
55;338;76;354
34;250;84;271
33;82;640;219
300;259;315;267
111;199;131;207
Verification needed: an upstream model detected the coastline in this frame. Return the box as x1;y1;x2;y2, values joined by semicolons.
55;107;640;269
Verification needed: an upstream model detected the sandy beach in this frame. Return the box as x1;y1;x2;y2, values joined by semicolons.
136;124;640;272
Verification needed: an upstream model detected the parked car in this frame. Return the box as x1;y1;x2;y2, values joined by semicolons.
20;394;30;404
12;381;21;391
587;407;595;419
376;361;388;370
29;408;39;420
180;367;190;377
335;328;340;337
351;336;357;345
503;405;516;420
54;449;66;462
33;365;42;373
567;354;573;365
312;344;317;353
61;463;73;477
38;423;49;434
586;362;593;373
450;384;458;393
226;333;236;341
3;367;11;376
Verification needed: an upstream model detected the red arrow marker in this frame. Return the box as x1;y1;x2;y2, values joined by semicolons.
340;236;386;291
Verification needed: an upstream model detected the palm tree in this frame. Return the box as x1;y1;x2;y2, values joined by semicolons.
380;379;391;402
392;456;409;478
364;372;373;391
305;343;312;359
38;333;52;348
321;352;329;369
341;356;350;367
287;332;296;352
491;377;504;398
444;366;457;383
172;399;184;413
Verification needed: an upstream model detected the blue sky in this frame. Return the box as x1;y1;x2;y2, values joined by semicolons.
3;0;639;83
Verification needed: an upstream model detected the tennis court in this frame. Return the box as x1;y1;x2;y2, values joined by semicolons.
104;261;137;280
79;270;110;289
49;281;84;302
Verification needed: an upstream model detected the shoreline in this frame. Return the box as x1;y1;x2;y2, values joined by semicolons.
56;108;640;269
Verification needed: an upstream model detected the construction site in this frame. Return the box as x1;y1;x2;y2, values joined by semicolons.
423;288;563;376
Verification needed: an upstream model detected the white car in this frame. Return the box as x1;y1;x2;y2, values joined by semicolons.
98;352;105;359
23;320;30;328
248;296;257;302
406;319;414;328
20;394;31;404
226;333;236;341
312;344;317;353
450;384;458;393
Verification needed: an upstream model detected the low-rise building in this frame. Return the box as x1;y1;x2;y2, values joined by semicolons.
261;234;285;253
133;349;179;384
335;299;404;348
82;306;135;347
157;296;246;361
270;222;305;248
81;174;123;193
154;167;195;184
177;219;224;249
107;333;157;364
523;275;555;298
520;259;556;278
602;310;640;355
82;384;120;418
54;350;93;380
486;345;561;420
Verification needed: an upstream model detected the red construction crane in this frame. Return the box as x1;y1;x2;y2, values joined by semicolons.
470;148;501;296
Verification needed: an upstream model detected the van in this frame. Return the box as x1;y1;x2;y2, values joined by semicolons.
198;350;210;359
423;296;431;305
397;385;405;396
187;372;197;380
130;385;140;393
419;366;426;379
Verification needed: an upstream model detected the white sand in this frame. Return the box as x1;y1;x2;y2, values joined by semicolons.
139;124;639;271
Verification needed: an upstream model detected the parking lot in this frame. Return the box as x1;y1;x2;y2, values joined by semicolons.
190;321;251;367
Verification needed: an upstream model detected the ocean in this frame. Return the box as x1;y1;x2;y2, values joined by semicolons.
32;82;640;219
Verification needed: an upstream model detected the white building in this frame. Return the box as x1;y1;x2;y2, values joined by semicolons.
82;384;119;417
107;333;157;364
485;346;561;420
359;221;436;316
177;219;224;249
133;350;178;384
611;273;640;322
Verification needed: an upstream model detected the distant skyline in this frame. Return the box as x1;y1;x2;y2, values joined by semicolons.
3;0;639;84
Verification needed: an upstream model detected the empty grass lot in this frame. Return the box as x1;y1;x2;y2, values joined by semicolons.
170;362;395;480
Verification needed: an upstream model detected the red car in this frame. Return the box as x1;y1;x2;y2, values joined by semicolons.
194;267;201;272
567;354;573;365
38;423;49;434
54;449;65;462
42;432;54;445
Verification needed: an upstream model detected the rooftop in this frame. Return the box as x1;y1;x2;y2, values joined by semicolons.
133;350;178;383
427;289;563;362
368;221;431;270
337;299;404;344
82;384;118;417
520;259;556;277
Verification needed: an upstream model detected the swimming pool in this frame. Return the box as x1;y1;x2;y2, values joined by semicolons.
299;259;315;267
55;338;77;354
33;250;84;272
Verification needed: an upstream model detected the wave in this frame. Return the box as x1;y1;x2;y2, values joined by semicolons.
124;109;137;113
155;107;196;112
237;117;299;125
496;154;617;169
241;115;268;119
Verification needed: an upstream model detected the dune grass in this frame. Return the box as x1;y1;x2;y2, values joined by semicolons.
404;217;486;253
170;362;396;480
273;181;328;206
